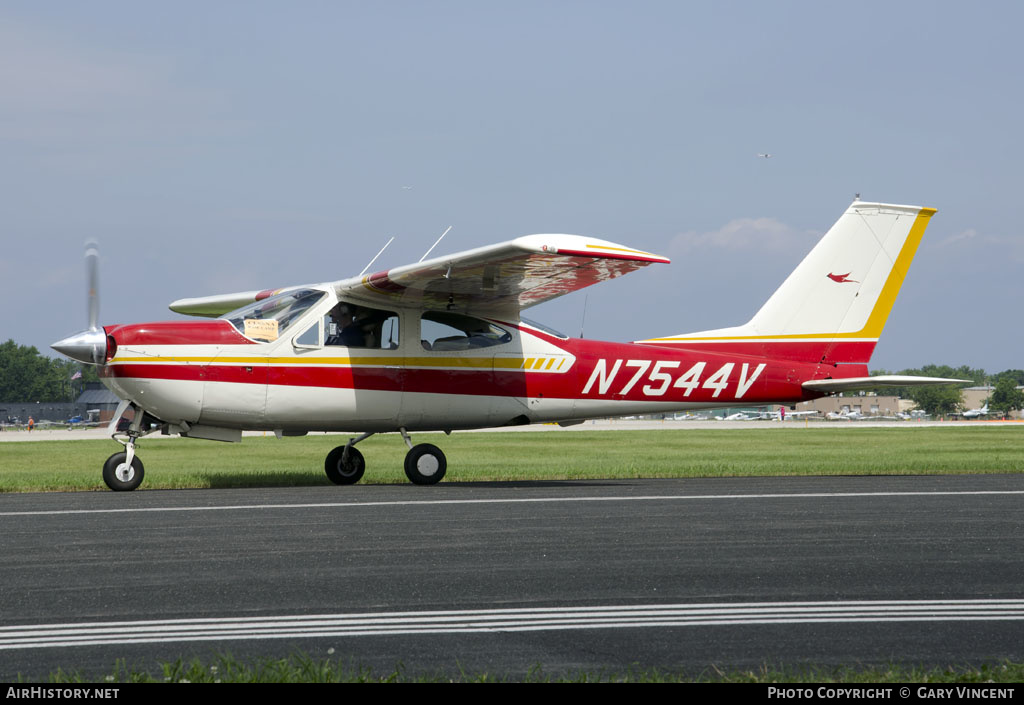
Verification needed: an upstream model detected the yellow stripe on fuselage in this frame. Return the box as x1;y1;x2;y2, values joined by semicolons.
111;355;557;371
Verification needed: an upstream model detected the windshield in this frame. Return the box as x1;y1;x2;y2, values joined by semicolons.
221;288;326;342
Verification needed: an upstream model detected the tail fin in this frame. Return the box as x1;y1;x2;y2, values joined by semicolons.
637;201;936;366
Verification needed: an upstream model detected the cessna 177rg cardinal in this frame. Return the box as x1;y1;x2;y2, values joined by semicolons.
53;200;964;491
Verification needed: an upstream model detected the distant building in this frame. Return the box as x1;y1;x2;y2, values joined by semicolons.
74;382;124;422
0;382;123;425
792;387;1023;420
957;386;1024;419
792;394;903;418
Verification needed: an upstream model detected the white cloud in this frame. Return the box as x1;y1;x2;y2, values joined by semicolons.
937;228;1024;263
668;216;817;258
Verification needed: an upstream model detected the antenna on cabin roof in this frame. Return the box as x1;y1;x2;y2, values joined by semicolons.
419;226;452;263
359;236;395;277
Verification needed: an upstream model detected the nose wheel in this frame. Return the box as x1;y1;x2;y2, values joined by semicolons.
102;405;163;491
102;451;145;491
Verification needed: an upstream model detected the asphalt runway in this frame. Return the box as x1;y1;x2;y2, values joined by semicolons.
1;475;1022;680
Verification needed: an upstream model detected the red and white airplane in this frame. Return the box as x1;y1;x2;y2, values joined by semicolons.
53;200;963;491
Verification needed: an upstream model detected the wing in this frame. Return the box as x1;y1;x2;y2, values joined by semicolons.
336;234;669;317
168;234;668;318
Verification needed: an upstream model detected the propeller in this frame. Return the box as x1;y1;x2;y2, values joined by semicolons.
86;240;99;332
51;241;108;365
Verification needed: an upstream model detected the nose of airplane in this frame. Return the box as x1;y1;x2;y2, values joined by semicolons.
53;241;109;365
52;328;108;365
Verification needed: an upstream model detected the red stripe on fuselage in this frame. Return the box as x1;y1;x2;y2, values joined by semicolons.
105;321;254;346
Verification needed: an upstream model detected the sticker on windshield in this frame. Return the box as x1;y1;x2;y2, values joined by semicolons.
244;318;279;341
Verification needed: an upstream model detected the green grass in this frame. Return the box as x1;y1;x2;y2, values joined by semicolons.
1;426;1022;492
37;652;1024;683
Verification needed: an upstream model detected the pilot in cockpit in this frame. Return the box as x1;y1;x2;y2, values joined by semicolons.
325;304;365;347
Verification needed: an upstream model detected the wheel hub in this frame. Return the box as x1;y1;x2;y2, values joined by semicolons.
115;463;135;482
416;454;439;476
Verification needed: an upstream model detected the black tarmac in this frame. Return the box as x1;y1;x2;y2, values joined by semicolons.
1;475;1022;680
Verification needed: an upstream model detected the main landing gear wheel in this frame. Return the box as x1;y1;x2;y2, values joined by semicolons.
325;445;366;485
102;452;145;492
404;444;446;485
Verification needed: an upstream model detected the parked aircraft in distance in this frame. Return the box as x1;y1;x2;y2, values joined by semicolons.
827;410;861;421
962;404;989;418
721;412;757;421
53;200;967;490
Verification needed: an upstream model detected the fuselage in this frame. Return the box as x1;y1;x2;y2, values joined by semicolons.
99;289;844;435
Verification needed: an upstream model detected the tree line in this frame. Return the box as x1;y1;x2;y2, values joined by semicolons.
0;340;99;403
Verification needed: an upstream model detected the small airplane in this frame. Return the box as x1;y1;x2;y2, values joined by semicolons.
962;404;989;418
721;412;757;421
53;200;967;491
827;409;866;421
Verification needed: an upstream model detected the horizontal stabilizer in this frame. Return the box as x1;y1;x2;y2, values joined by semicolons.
803;375;971;393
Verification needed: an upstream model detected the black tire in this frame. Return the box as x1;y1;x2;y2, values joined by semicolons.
404;444;446;485
102;452;145;491
325;445;366;485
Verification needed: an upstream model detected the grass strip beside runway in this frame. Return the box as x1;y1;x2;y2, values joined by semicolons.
41;653;1024;683
1;426;1022;492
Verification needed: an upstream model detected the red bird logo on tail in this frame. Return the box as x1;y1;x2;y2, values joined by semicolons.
826;272;858;283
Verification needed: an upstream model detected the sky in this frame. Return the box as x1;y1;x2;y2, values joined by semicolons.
3;1;1022;373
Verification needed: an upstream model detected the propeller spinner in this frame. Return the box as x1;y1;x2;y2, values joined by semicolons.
52;242;108;365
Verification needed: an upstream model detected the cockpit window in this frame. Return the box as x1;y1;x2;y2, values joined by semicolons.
421;312;512;351
324;302;399;349
222;288;326;343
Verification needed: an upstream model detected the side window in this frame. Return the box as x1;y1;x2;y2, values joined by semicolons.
293;319;321;347
324;303;400;350
421;312;512;351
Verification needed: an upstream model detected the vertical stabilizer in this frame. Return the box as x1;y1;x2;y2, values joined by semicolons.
637;201;936;365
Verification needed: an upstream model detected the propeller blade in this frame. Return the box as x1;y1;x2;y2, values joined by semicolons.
86;241;99;331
